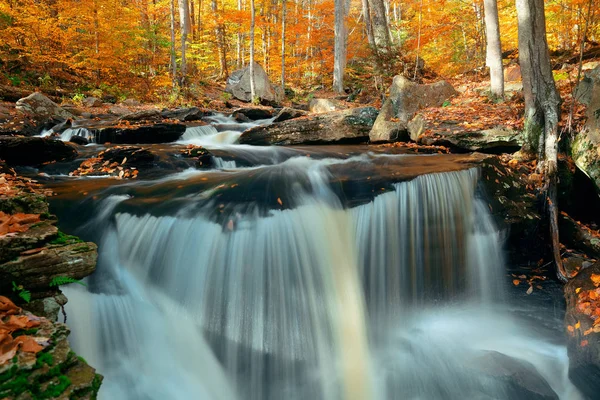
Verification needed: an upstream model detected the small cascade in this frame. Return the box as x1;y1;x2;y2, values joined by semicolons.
61;161;581;400
213;157;237;169
60;127;95;142
181;125;219;140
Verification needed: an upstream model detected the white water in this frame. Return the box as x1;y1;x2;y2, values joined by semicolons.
63;159;581;400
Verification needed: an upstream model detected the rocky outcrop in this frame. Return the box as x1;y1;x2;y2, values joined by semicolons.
179;145;215;169
239;107;378;145
308;98;347;114
225;62;283;105
82;97;102;107
0;137;77;166
232;107;274;120
273;107;308;122
118;109;161;122
94;123;186;144
369;75;456;142
572;65;600;195
418;126;524;153
15;93;74;121
564;262;600;399
0;296;103;399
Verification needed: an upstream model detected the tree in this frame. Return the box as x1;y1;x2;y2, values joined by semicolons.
369;0;392;51
483;0;504;97
281;0;287;91
516;0;567;282
179;0;191;86
170;0;177;88
333;0;348;93
250;0;256;100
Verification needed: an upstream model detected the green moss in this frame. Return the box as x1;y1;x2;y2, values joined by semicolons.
40;375;71;398
50;230;84;245
13;328;40;338
35;352;54;368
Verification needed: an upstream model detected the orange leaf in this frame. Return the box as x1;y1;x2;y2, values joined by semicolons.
591;274;600;287
581;340;589;347
512;279;520;286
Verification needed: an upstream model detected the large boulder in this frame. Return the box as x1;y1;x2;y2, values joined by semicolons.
161;107;205;122
0;137;77;166
572;65;600;194
309;98;347;114
239;107;378;145
15;92;74;120
225;62;283;105
273;107;308;122
564;262;600;399
369;75;457;142
418;126;524;153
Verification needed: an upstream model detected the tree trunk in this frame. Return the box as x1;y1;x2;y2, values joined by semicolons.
362;0;375;47
250;0;256;100
516;0;567;282
170;0;177;88
212;0;228;79
483;0;504;97
369;0;391;51
333;0;347;93
281;0;286;91
178;0;190;87
237;0;243;68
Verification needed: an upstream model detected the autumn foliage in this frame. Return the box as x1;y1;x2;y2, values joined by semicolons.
0;0;598;99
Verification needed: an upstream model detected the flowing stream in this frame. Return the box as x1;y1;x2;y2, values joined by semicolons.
41;115;583;399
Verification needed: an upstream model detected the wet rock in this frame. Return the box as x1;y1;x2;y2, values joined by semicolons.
0;105;11;122
71;146;156;178
26;293;67;321
470;351;558;400
308;98;347;113
102;94;117;104
369;98;409;143
118;108;161;122
239;107;378;145
225;62;283;105
94;123;186;144
233;107;274;120
82;97;102;107
0;137;77;166
69;136;89;146
419;126;523;153
160;107;205;122
0;84;33;103
123;98;141;106
564;262;600;399
273;107;308;122
232;112;252;122
15;92;74;121
180;145;215;169
559;214;600;258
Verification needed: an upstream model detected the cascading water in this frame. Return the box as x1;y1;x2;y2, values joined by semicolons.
58;151;582;400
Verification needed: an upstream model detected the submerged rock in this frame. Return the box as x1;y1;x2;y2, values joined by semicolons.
239;107;378;145
225;62;283;105
0;137;77;166
94;123;186;144
71;146;156;178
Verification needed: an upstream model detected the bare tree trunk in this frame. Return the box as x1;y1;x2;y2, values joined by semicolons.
281;0;286;91
362;0;375;47
212;0;228;79
170;0;177;88
250;0;256;100
237;0;242;68
483;0;504;97
333;0;347;93
179;0;190;87
93;0;100;84
516;0;567;283
369;0;391;50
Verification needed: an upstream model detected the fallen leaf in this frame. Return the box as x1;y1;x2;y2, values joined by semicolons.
576;287;582;294
575;321;581;329
277;198;283;206
526;286;533;295
591;273;600;287
581;340;589;347
512;279;520;286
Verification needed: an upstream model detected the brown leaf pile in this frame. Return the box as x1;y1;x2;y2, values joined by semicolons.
0;296;45;366
0;212;41;236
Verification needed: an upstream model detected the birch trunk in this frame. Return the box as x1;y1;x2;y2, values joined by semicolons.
250;0;256;100
483;0;504;97
333;0;347;93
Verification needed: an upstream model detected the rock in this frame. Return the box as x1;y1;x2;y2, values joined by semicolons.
123;98;141;106
26;293;67;321
273;107;308;122
564;262;600;399
232;107;274;120
82;96;102;107
59;103;83;116
559;213;600;258
102;94;117;104
69;136;89;146
232;112;252;122
383;75;457;124
225;62;283;105
469;351;558;400
239;107;378;145
572;66;600;194
582;61;600;71
369;98;409;143
15;92;74;120
108;105;130;116
71;146;156;178
0;105;11;122
0;241;97;291
94;123;186;144
419;126;524;153
118;108;161;122
160;107;205;122
408;114;426;142
180;145;215;169
0;219;57;265
309;98;347;113
0;137;77;166
504;64;522;82
0;85;33;103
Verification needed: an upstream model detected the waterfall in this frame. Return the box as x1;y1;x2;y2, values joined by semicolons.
63;163;581;400
60;127;95;142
